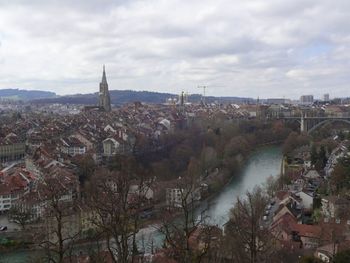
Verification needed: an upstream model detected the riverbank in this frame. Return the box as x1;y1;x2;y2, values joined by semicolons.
135;145;284;252
140;145;284;230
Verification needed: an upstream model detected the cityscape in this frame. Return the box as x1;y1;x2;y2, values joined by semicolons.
1;1;350;263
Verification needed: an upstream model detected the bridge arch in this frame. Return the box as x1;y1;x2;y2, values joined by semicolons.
307;119;350;134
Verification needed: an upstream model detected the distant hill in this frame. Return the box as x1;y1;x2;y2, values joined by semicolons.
32;90;254;105
0;89;56;101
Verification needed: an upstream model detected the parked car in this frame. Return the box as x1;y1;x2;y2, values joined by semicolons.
139;210;153;219
0;226;8;231
263;216;268;221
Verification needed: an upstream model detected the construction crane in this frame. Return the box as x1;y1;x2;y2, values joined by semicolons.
197;85;226;105
197;85;208;105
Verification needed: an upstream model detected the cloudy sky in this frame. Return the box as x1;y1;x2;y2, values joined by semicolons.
0;0;350;99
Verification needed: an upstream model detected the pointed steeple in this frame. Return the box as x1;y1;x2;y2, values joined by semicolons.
99;64;111;112
102;64;107;83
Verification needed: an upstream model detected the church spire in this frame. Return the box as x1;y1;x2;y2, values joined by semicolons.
102;64;107;83
99;65;111;112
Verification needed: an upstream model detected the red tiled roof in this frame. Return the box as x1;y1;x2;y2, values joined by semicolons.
271;212;298;232
292;224;321;238
276;190;289;201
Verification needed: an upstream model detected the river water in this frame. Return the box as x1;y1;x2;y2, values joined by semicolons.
138;145;283;252
202;145;282;226
1;146;282;262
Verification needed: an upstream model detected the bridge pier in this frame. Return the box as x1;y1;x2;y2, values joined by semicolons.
301;115;306;133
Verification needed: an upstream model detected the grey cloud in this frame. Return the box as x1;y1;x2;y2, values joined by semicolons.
0;0;350;98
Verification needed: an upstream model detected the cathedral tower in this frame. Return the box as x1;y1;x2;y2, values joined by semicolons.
99;65;111;112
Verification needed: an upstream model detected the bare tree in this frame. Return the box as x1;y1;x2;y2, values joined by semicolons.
35;172;80;263
223;186;277;263
86;156;151;263
8;205;34;230
263;175;279;199
158;158;218;263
